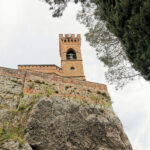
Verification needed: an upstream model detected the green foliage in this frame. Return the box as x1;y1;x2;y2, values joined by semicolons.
45;0;86;17
45;87;52;97
101;99;112;109
94;0;150;80
90;93;112;108
0;122;25;146
90;95;102;104
90;95;100;101
96;91;111;100
0;129;3;134
17;102;27;111
0;132;24;143
0;94;42;145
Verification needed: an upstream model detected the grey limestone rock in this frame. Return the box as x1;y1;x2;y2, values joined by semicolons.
0;140;32;150
25;97;132;150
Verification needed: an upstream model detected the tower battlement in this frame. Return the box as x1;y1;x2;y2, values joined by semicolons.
59;34;81;43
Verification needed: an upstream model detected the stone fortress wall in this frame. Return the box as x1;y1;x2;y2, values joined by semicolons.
0;67;108;102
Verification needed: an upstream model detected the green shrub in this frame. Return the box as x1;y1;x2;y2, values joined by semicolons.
90;95;100;103
17;99;28;111
45;88;52;96
17;104;26;111
101;100;112;109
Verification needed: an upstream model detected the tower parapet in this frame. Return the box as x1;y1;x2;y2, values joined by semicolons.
59;34;81;44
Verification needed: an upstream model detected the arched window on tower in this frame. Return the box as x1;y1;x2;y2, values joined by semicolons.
66;49;77;60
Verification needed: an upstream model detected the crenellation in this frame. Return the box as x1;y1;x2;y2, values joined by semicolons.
59;34;63;38
77;34;81;39
59;34;81;43
65;34;69;38
71;34;75;38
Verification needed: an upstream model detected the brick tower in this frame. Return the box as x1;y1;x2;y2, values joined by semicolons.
59;34;85;80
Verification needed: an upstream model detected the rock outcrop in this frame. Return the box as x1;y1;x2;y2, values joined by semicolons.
0;67;133;150
26;97;132;150
0;140;32;150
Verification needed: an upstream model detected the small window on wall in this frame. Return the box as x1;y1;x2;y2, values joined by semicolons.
70;67;75;70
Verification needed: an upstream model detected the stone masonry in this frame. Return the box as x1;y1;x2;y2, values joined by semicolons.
0;67;108;103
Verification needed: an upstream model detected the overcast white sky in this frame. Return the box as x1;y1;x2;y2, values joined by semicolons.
0;0;150;149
